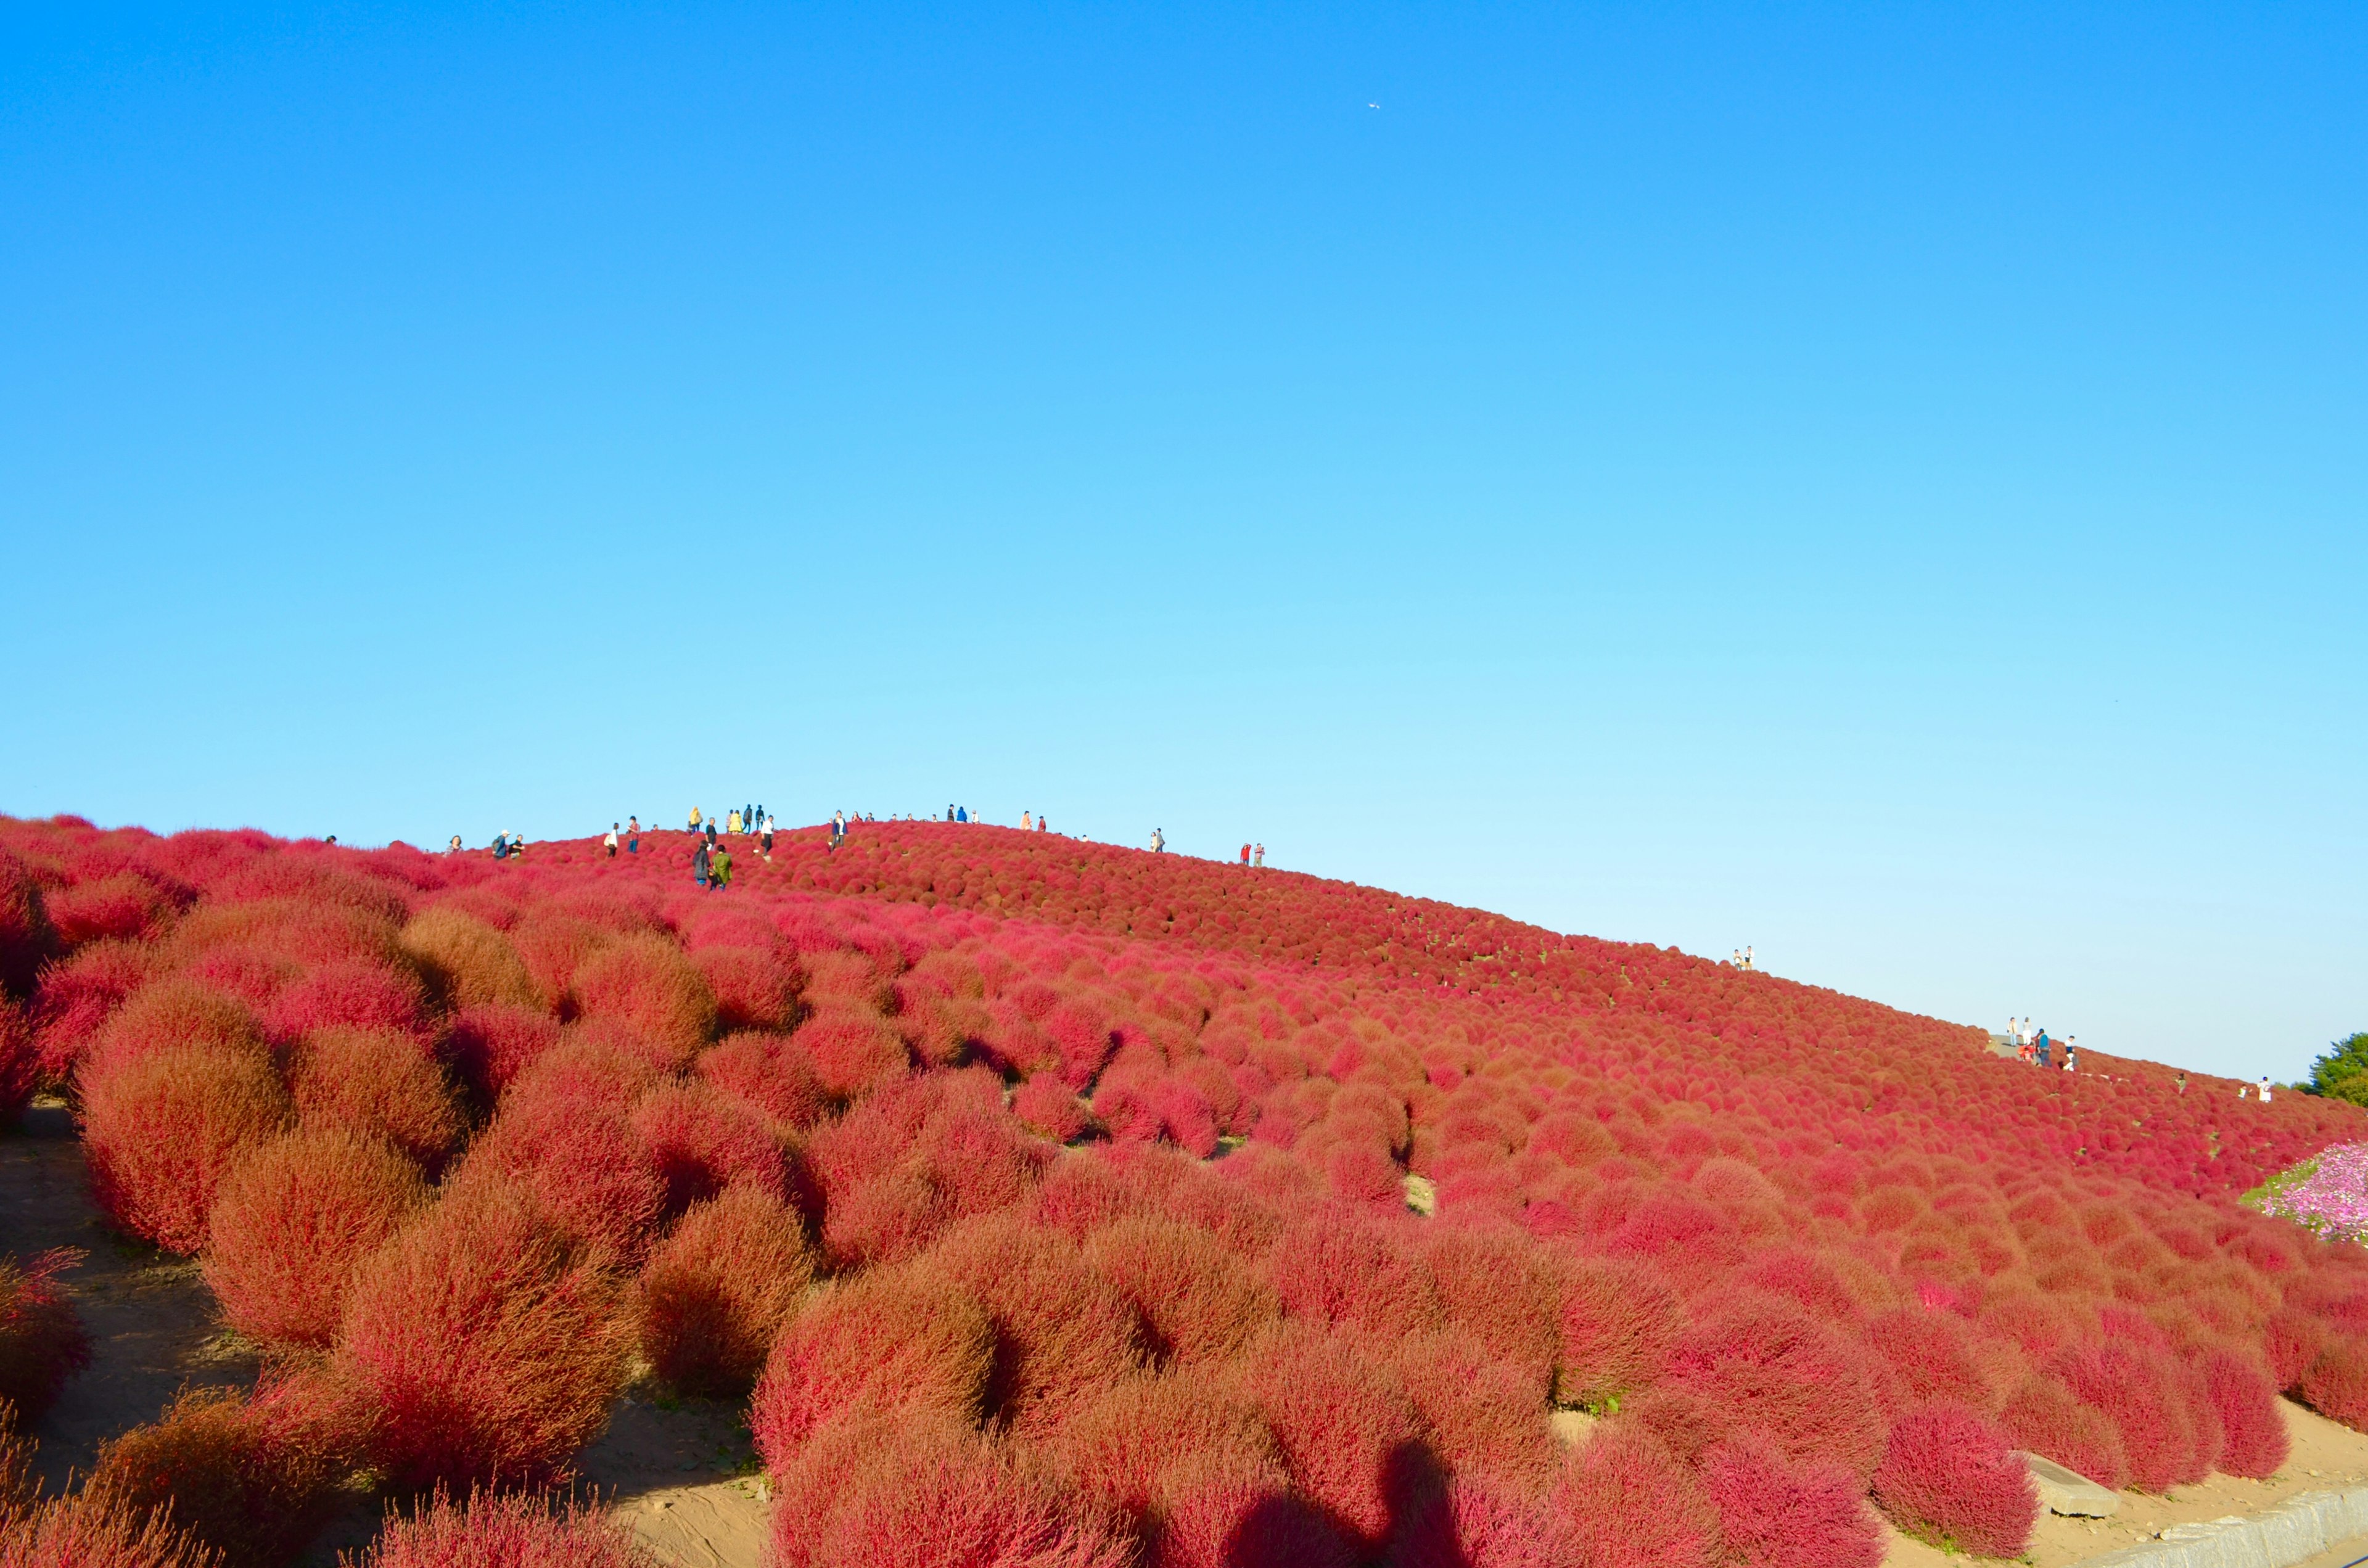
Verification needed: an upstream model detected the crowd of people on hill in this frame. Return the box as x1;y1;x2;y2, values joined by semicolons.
2008;1017;2079;1073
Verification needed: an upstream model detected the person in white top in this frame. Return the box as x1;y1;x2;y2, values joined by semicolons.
2258;1076;2274;1103
604;825;619;858
1149;828;1165;853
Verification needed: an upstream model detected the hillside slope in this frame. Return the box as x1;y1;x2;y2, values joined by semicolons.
2;813;2364;1568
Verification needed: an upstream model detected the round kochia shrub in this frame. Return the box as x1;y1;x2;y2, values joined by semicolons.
0;1488;218;1568
397;906;538;1012
1550;1420;1722;1568
750;1262;994;1471
81;1042;290;1254
0;998;36;1125
346;1488;656;1568
203;1127;428;1350
1870;1403;2038;1558
287;1027;463;1173
768;1410;1134;1568
1699;1434;1883;1568
569;934;717;1069
332;1184;628;1490
85;1372;364;1568
0;1247;92;1427
635;1186;813;1396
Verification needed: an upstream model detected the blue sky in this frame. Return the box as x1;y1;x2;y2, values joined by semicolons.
2;4;2361;1082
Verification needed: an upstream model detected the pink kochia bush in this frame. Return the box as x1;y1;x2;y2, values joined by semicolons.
10;811;2368;1568
0;1248;92;1427
1870;1404;2038;1558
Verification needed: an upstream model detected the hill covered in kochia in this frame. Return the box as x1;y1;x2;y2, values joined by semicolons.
1;812;2364;1568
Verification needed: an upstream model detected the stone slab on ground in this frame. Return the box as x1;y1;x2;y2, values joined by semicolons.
2025;1451;2122;1517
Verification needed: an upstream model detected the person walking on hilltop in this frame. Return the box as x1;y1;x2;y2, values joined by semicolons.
1240;844;1251;867
693;837;712;889
726;808;742;836
711;840;733;890
1151;828;1166;853
627;816;641;853
605;824;620;858
2258;1075;2274;1103
761;813;776;859
1254;843;1264;866
1022;810;1034;831
689;806;702;833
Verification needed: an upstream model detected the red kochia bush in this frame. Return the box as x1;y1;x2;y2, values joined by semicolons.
0;999;36;1124
287;1027;463;1173
439;1001;561;1102
29;938;156;1083
85;1372;365;1568
1045;1374;1286;1525
769;1411;1135;1568
1014;1073;1097;1143
262;961;430;1047
347;1488;655;1568
81;1043;291;1255
1265;1203;1442;1339
749;1262;995;1470
2301;1340;2368;1429
629;1081;787;1213
0;1489;220;1567
696;1030;828;1131
1999;1373;2129;1491
923;1212;1148;1436
1555;1255;1681;1406
46;872;178;947
791;1006;910;1101
1870;1404;2037;1558
689;945;798;1034
569;934;717;1069
0;847;54;995
396;907;538;1012
635;1186;813;1396
333;1186;627;1490
1083;1215;1281;1366
2202;1348;2290;1477
202;1127;427;1350
1421;1221;1563;1396
452;1086;664;1263
1661;1294;1889;1483
2047;1339;2216;1491
0;1248;92;1427
1550;1421;1721;1568
81;978;266;1078
1699;1434;1883;1568
1230;1323;1420;1545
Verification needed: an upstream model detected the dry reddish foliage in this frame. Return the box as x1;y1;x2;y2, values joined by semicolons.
86;1373;365;1568
332;1186;627;1490
340;1489;655;1568
569;934;716;1067
627;1080;786;1214
0;1250;91;1429
1699;1434;1883;1568
1083;1215;1279;1367
287;1028;462;1173
81;1043;290;1255
749;1262;994;1469
769;1411;1135;1568
1870;1403;2038;1558
694;1030;827;1131
202;1127;427;1350
395;908;537;1012
635;1186;813;1395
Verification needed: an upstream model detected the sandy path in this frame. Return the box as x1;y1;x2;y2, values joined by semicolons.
1;1099;261;1495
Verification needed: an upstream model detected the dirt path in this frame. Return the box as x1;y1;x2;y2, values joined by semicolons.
1;1099;261;1496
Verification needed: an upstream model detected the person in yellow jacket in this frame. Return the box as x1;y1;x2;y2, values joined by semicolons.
710;842;733;890
726;808;742;835
689;806;702;832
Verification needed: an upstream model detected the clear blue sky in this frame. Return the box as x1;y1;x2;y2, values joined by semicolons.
3;4;2361;1083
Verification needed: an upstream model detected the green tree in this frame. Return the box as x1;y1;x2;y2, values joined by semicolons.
2306;1032;2368;1106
